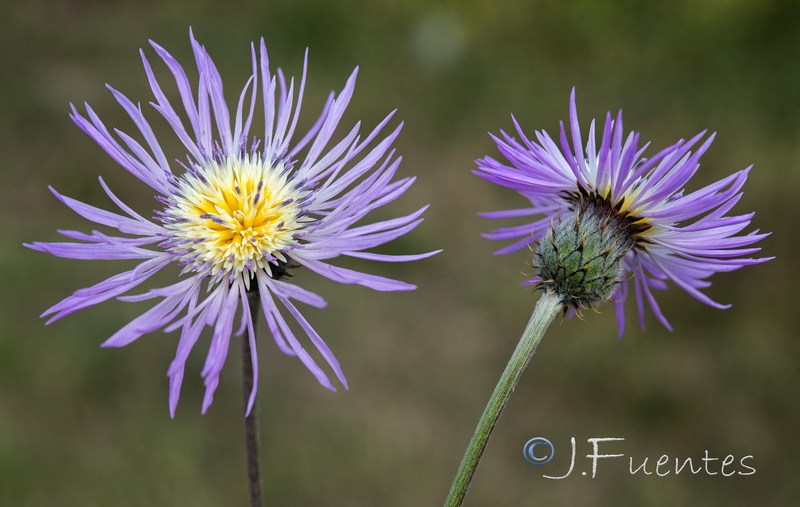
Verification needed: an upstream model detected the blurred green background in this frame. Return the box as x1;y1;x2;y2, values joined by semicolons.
1;0;796;505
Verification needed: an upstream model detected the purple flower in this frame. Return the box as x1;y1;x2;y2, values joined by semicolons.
26;31;438;416
475;89;772;336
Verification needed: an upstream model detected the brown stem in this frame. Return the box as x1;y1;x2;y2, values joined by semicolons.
242;288;263;507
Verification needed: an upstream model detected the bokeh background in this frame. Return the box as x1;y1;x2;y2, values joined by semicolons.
1;0;797;505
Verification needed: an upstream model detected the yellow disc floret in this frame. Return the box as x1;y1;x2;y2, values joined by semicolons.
162;155;309;280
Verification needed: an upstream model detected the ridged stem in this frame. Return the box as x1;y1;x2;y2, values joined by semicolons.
444;292;563;507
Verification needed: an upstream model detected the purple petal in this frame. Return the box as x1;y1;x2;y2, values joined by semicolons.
300;258;417;291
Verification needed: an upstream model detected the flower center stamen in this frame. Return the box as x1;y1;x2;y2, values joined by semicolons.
160;155;309;281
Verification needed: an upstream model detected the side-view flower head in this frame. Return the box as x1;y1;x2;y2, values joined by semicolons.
475;89;772;336
26;30;438;416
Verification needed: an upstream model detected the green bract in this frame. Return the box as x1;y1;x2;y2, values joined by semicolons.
534;190;643;309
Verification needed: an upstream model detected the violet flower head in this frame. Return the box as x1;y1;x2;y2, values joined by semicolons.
475;89;772;336
26;31;438;416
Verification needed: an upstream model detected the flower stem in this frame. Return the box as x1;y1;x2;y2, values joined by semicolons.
445;292;563;507
243;289;263;507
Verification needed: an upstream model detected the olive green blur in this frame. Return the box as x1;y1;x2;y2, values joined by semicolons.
1;1;796;505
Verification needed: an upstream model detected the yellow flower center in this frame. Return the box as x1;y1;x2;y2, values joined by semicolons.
163;155;308;280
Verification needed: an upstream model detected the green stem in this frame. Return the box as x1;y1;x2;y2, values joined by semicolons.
445;292;563;507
